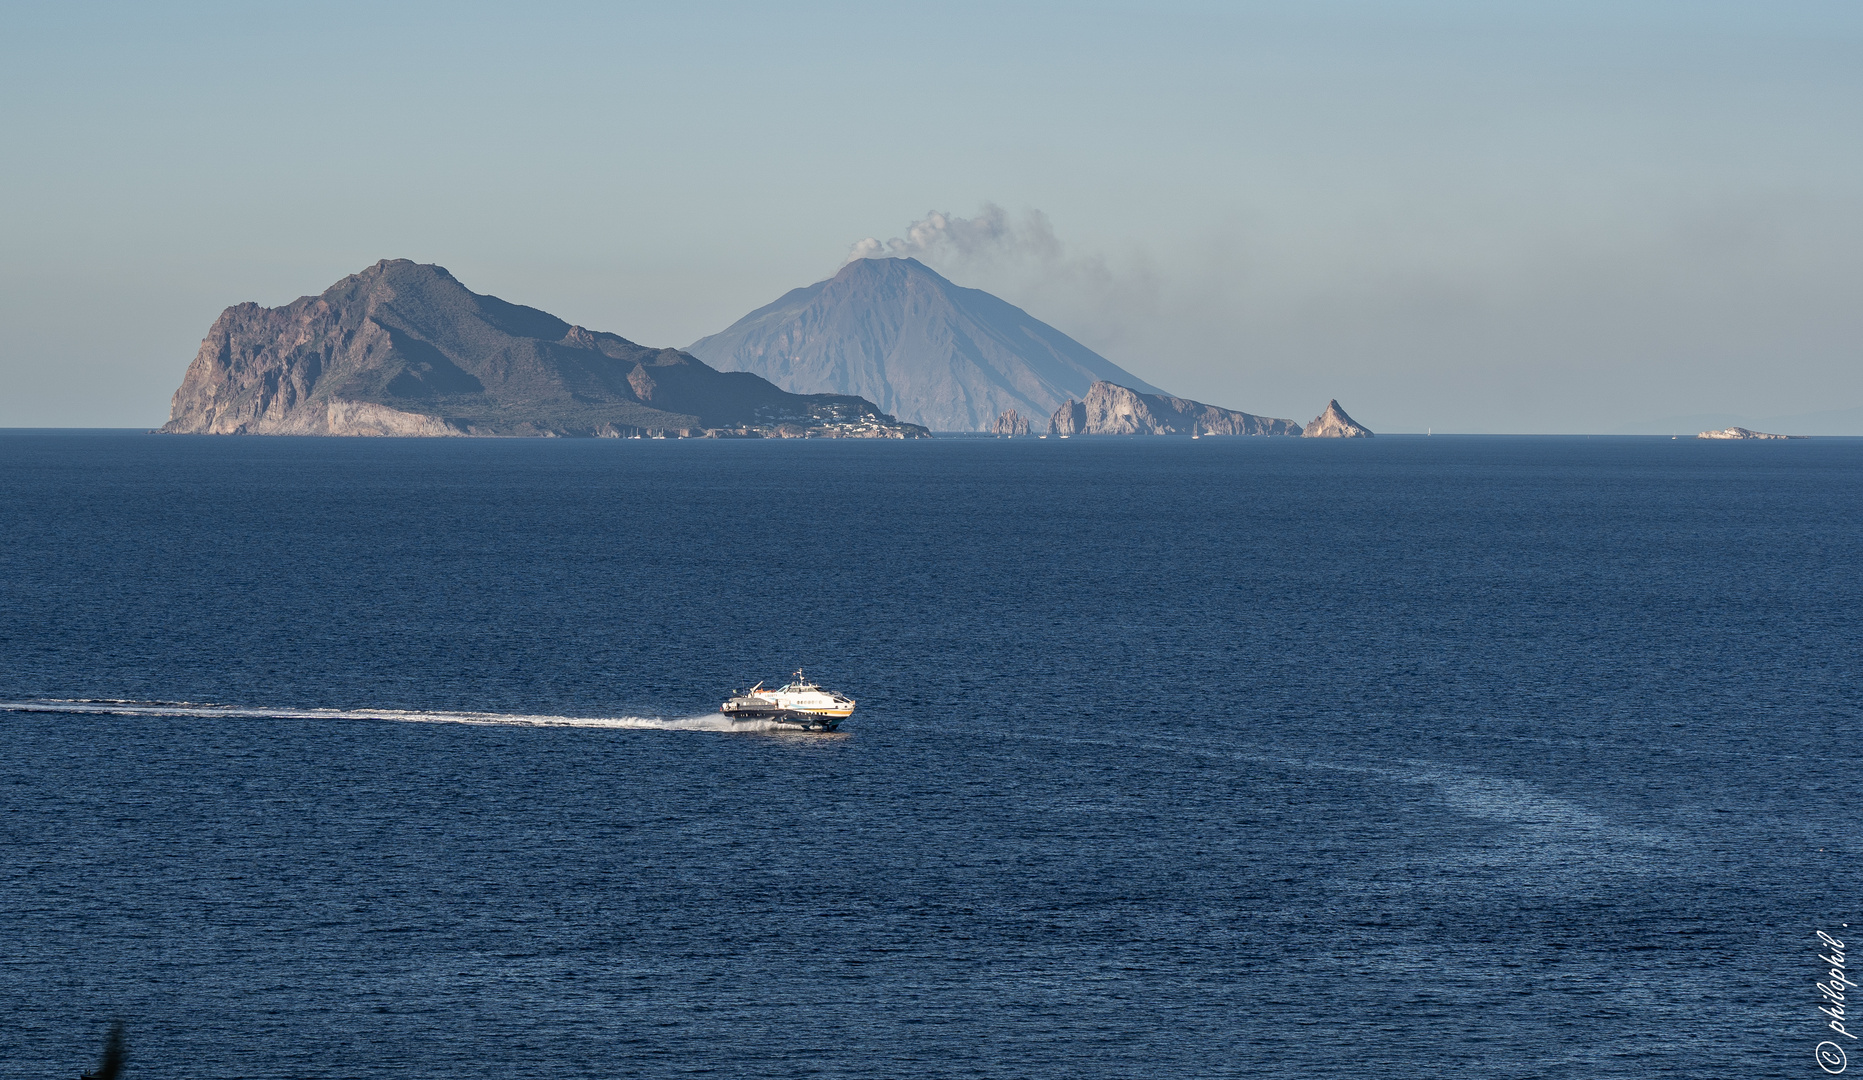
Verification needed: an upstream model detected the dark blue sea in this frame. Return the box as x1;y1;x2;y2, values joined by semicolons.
2;431;1858;1079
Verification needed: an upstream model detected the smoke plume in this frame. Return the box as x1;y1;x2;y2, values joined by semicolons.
844;205;1160;359
845;205;1062;266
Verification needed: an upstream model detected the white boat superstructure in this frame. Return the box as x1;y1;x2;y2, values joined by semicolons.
721;670;856;731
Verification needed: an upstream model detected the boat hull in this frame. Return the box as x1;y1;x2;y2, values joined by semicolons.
722;705;846;732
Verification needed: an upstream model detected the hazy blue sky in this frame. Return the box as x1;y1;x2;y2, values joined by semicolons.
2;1;1858;431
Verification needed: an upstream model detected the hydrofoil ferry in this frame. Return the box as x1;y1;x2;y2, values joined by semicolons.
721;670;855;731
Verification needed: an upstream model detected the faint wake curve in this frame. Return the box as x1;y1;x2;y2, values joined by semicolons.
0;699;783;733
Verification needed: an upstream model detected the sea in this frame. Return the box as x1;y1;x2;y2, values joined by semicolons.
1;430;1858;1079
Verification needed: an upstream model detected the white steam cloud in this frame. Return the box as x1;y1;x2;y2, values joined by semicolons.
844;204;1062;265
843;204;1161;361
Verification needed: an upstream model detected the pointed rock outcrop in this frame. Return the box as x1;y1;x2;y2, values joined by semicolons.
1047;381;1302;436
161;260;927;438
1302;400;1373;438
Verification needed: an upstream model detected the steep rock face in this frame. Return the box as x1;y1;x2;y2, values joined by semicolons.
993;409;1031;436
325;400;468;436
687;257;1166;431
1697;427;1797;440
162;260;927;437
1302;400;1373;438
1047;381;1302;437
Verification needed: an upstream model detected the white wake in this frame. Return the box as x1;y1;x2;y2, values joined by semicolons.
0;699;785;733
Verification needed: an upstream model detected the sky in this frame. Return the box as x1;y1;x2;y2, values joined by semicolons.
1;1;1858;432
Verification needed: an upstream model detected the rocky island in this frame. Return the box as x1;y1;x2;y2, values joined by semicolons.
1696;427;1801;440
1043;382;1373;438
1302;399;1374;438
161;260;929;438
1048;382;1304;436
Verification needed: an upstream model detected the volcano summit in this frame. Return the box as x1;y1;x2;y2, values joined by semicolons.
687;257;1164;432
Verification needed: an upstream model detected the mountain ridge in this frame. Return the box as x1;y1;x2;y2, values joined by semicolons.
161;260;927;438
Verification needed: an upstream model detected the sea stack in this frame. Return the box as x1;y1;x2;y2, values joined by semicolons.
993;409;1032;436
1302;400;1373;438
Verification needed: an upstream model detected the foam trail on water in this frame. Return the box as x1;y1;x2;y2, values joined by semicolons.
0;699;784;734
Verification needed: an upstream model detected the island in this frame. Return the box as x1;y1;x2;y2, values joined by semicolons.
1048;382;1303;436
1302;399;1374;438
1696;427;1802;440
1042;382;1374;438
160;260;929;438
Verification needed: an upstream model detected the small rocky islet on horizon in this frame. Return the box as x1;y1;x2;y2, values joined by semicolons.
1695;426;1805;440
160;257;1370;439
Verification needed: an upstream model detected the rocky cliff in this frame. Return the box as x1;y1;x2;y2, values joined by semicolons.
687;257;1166;432
161;260;929;438
1047;382;1302;437
1301;400;1373;438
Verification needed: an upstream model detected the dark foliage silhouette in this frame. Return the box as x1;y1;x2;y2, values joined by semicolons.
79;1021;124;1080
